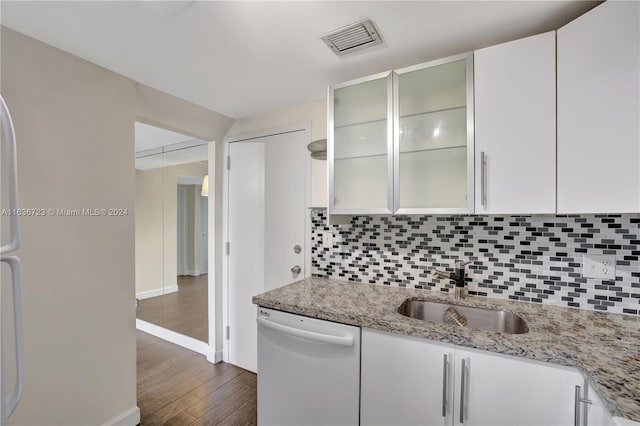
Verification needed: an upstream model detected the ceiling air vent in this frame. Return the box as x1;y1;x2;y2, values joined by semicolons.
322;19;383;57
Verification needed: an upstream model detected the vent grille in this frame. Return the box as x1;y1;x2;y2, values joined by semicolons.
322;19;383;57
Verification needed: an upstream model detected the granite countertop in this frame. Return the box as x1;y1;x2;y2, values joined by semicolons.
253;277;640;422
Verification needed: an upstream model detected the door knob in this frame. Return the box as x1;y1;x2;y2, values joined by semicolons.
291;265;302;274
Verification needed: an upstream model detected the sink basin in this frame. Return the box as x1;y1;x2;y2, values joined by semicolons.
398;299;529;334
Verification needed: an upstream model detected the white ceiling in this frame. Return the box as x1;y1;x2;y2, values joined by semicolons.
1;1;599;120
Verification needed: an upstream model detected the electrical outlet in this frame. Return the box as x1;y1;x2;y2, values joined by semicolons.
322;232;334;248
582;254;616;279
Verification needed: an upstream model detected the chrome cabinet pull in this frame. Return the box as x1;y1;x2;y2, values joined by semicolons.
442;354;449;417
574;385;592;426
480;151;487;208
574;385;581;426
460;358;467;423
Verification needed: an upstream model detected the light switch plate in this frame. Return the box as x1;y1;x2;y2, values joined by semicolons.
322;232;334;248
582;254;616;279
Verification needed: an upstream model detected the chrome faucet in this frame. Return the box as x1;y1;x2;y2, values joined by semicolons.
431;260;472;300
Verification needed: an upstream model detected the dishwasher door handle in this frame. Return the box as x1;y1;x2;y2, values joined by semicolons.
257;318;354;347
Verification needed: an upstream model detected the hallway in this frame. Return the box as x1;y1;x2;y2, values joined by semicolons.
137;331;256;425
137;275;209;342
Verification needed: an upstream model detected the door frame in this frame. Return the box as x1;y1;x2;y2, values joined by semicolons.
221;123;312;364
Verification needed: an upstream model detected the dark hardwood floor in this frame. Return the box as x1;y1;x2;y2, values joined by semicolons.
137;274;208;342
137;331;257;425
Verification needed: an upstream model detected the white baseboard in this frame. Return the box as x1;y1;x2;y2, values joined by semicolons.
136;285;178;300
207;349;223;364
185;270;200;276
136;319;216;362
104;406;140;426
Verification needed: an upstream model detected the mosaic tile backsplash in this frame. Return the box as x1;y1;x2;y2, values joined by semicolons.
310;210;640;316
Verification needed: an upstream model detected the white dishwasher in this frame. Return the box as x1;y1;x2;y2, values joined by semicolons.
257;307;360;426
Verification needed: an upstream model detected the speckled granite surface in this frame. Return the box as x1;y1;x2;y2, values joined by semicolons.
253;277;640;422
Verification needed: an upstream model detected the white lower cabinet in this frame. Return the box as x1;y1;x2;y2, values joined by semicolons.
582;384;615;426
455;347;581;426
361;329;587;426
474;31;556;214
360;329;454;426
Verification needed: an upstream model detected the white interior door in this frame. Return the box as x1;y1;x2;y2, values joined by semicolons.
227;129;308;372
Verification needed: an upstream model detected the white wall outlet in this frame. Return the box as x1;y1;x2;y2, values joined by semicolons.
582;254;616;279
322;232;334;248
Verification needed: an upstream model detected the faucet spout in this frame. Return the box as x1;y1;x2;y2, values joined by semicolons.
430;268;451;280
430;260;472;300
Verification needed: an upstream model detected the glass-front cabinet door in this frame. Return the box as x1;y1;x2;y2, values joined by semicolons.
328;53;474;215
329;72;394;214
394;53;474;214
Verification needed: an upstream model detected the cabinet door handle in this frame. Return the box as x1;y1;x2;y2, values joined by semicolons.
574;385;592;426
442;354;449;417
480;151;487;208
460;358;467;423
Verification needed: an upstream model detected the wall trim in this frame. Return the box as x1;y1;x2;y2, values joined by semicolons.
103;406;140;426
207;349;224;364
135;285;178;300
177;175;204;185
136;319;217;362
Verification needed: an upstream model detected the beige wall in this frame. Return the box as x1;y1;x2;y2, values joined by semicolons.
134;168;163;295
1;27;137;425
135;162;207;295
225;100;328;207
1;26;234;424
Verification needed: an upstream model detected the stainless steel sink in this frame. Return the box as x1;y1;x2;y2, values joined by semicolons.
398;299;529;334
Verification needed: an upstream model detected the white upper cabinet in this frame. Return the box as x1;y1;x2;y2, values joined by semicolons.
328;54;474;215
557;0;640;213
394;55;475;214
329;72;394;214
474;31;556;214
